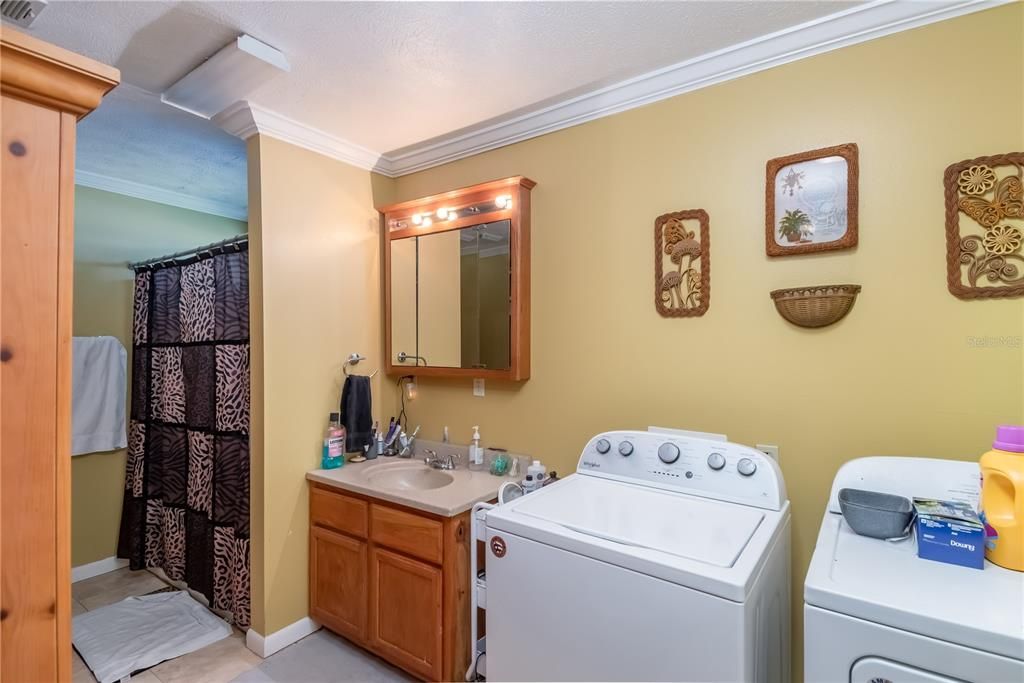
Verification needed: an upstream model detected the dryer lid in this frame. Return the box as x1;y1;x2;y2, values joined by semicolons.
512;476;765;568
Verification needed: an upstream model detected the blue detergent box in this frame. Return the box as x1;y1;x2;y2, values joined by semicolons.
913;498;985;570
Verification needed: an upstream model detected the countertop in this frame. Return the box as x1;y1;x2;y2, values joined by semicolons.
306;453;520;517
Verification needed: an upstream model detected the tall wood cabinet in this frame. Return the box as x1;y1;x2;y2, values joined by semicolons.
309;483;471;681
0;27;118;682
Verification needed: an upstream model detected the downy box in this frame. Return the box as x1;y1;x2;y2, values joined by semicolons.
913;498;985;570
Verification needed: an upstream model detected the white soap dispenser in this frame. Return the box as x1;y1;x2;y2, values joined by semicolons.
469;425;484;471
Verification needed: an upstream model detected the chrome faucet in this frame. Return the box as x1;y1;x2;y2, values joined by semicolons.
423;449;460;470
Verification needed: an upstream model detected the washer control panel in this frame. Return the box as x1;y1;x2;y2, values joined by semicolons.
577;430;786;511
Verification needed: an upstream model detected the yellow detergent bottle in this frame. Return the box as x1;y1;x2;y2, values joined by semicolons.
980;425;1024;571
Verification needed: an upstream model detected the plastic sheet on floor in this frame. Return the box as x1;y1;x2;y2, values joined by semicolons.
73;589;232;683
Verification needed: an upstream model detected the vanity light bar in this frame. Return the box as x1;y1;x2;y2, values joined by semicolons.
394;194;513;231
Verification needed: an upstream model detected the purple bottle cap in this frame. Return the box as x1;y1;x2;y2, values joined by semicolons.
994;425;1024;453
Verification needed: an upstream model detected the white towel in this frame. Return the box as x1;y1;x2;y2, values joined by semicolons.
72;336;127;456
73;591;231;683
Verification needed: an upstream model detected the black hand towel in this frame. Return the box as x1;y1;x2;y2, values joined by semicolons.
340;375;372;453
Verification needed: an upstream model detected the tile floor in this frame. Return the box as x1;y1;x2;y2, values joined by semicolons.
71;568;411;683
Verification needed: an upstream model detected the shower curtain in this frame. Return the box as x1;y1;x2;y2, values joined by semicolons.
118;247;250;629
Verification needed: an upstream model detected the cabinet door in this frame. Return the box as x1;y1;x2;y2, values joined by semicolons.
1;94;66;683
371;547;443;681
309;526;367;643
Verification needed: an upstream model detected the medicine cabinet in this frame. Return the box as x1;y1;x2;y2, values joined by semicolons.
380;176;535;381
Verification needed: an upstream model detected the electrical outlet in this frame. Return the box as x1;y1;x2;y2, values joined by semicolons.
756;444;780;463
473;378;485;397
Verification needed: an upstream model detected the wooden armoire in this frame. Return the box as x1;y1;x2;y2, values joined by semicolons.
0;27;118;682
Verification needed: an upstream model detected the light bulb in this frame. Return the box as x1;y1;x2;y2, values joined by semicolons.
447;210;457;221
436;207;448;219
422;216;433;227
495;195;508;209
405;380;417;401
411;213;422;225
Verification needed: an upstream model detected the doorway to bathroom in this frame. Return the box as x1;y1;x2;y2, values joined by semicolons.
69;81;251;682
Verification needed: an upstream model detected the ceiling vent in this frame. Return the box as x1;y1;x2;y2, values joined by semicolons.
1;0;46;27
1;0;46;28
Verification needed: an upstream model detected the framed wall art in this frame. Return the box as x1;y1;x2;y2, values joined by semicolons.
944;152;1023;299
765;143;859;256
654;209;710;317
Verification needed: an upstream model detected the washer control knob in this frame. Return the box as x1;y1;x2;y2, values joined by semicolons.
618;441;634;457
595;438;611;454
737;457;757;477
658;443;680;464
707;452;726;471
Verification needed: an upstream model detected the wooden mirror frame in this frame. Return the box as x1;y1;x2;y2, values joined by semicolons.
379;176;535;381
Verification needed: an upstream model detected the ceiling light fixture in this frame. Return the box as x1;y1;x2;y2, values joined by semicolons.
162;34;290;119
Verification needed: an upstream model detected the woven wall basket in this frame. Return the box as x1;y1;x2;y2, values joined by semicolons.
770;284;861;328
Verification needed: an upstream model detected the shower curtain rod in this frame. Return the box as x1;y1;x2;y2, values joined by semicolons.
127;234;248;270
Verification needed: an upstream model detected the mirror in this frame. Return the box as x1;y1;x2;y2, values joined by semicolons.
381;176;534;381
390;220;511;370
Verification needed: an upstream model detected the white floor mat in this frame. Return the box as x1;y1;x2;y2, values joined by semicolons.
73;590;232;683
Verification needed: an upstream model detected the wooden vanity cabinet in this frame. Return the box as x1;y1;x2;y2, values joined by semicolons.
309;484;470;681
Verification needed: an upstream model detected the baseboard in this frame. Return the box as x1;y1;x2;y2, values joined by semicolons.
245;617;320;658
71;556;129;583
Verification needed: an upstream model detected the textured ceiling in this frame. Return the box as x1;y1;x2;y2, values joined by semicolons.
23;1;866;214
33;1;861;153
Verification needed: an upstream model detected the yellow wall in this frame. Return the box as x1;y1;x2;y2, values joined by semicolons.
378;5;1024;674
247;135;389;634
71;186;245;566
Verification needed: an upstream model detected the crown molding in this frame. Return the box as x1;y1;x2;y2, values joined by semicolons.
75;170;248;221
218;0;1010;178
214;100;384;172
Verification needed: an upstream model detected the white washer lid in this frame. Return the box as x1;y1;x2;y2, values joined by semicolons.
805;512;1024;661
512;476;764;568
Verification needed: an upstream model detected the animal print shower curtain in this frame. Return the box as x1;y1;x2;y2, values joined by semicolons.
118;247;251;628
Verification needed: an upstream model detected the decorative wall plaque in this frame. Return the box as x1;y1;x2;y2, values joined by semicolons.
945;152;1024;299
654;209;710;317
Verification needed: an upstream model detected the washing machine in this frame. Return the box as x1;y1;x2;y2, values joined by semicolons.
805;456;1024;682
484;429;791;682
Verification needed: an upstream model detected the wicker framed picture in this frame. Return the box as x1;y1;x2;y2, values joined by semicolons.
765;143;858;256
654;209;710;317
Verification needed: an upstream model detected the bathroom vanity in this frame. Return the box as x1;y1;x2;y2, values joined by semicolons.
307;460;505;681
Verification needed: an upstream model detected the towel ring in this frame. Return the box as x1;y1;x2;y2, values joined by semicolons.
343;353;378;378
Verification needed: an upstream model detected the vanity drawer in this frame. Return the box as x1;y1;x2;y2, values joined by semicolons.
370;504;443;564
311;486;368;538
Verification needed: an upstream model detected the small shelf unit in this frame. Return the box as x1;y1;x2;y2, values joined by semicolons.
468;501;495;680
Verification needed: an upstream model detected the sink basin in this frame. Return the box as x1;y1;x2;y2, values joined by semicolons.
364;464;454;491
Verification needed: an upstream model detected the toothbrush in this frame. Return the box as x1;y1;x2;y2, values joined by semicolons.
384;419;399;447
